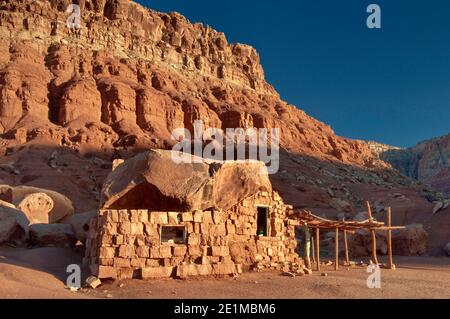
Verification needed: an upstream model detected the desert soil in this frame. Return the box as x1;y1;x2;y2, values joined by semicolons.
0;247;449;299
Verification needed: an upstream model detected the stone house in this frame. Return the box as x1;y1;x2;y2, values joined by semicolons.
84;150;303;280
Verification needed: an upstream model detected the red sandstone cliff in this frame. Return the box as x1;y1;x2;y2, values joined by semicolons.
0;0;448;253
0;0;382;164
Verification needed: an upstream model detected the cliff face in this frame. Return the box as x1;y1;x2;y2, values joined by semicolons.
0;0;380;165
382;134;450;195
1;0;449;253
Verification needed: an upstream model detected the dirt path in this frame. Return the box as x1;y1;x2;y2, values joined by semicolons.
1;247;449;299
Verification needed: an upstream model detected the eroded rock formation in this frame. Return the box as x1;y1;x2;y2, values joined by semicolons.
101;149;272;211
0;0;381;166
0;0;448;254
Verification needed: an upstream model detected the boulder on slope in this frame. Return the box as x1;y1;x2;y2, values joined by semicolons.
0;203;29;245
0;185;74;223
29;224;77;248
101;150;272;212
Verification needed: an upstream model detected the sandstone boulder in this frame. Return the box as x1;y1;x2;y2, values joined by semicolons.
445;200;450;209
353;212;370;222
0;186;74;223
60;211;98;243
14;192;54;224
444;243;450;256
0;163;20;175
349;230;388;257
433;201;444;215
330;198;352;213
85;276;102;289
0;204;29;245
101;150;272;211
392;224;428;256
0;185;13;199
29;224;77;248
432;200;450;215
350;224;428;257
373;201;386;213
0;199;16;209
112;159;125;171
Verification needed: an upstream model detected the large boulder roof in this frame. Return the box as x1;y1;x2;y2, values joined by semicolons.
101;150;272;211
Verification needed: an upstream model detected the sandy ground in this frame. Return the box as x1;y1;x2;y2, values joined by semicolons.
0;247;449;299
0;247;88;299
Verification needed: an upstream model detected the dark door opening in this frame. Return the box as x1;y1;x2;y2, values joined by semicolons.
257;206;270;237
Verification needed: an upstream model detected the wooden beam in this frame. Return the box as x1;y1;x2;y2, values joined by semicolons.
316;227;320;272
335;227;339;271
370;226;405;231
387;207;394;269
343;230;350;266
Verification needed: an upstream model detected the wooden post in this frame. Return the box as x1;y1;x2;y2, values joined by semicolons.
366;201;373;222
343;230;350;266
367;202;378;265
371;230;378;265
315;227;320;271
335;227;339;271
311;232;316;264
387;207;394;269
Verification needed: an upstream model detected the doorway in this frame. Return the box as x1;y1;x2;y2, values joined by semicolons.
257;206;270;237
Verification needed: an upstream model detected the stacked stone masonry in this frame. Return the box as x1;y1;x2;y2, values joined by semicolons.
85;191;303;279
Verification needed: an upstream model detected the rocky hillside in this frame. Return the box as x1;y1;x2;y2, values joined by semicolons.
381;134;450;195
0;0;449;253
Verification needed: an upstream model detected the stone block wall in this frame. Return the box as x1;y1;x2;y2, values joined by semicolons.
85;191;303;280
235;191;302;270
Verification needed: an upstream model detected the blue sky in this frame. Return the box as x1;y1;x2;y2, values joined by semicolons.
136;0;450;147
